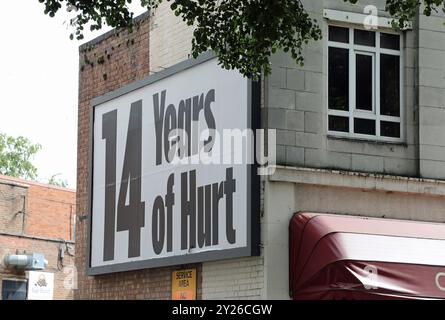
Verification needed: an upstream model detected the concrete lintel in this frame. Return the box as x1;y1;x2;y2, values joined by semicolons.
268;166;445;197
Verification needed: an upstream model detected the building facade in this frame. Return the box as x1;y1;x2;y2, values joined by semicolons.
75;0;445;299
0;175;76;300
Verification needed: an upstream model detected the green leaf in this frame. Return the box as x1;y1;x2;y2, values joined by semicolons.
39;0;440;77
0;133;41;181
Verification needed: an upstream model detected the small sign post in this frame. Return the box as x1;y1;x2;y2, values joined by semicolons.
27;271;54;300
171;268;197;300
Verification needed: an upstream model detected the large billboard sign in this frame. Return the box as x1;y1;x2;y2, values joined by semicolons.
87;52;260;275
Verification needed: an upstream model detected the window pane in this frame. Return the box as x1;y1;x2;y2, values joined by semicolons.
329;115;349;132
1;280;27;300
354;29;375;47
329;26;349;43
356;54;373;111
329;47;349;111
380;54;400;116
354;118;375;135
381;33;400;50
381;121;400;138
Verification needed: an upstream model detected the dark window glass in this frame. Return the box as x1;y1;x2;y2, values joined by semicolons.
356;54;373;111
354;29;375;47
354;118;375;135
380;54;400;116
329;26;349;43
1;280;27;300
329;47;349;111
381;33;400;50
329;115;349;132
381;121;400;138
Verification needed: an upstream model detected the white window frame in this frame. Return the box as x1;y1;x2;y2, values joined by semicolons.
327;24;404;142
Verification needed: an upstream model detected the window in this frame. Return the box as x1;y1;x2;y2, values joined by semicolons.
328;26;402;141
2;280;27;300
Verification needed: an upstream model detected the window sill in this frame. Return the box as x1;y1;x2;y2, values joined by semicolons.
327;134;408;147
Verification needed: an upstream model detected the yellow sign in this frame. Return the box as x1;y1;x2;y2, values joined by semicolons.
172;269;196;300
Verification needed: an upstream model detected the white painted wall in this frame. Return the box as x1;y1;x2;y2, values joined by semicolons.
201;257;265;299
149;1;194;73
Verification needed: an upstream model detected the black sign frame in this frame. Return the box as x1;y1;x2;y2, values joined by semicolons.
86;52;260;276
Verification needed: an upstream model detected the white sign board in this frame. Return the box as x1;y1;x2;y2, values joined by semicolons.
88;53;260;275
27;271;54;300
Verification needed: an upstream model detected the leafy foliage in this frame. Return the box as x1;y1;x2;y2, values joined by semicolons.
171;0;322;77
0;133;41;180
39;0;444;77
48;173;69;188
349;0;445;29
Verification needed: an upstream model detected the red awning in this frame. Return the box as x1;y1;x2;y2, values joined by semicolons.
289;213;445;300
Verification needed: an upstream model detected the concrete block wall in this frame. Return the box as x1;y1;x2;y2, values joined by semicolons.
263;167;445;299
267;0;420;177
418;8;445;179
149;1;195;73
201;257;264;300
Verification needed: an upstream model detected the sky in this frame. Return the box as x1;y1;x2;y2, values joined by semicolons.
0;1;146;189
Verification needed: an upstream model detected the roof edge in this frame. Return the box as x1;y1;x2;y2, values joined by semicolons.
79;10;151;52
0;174;76;192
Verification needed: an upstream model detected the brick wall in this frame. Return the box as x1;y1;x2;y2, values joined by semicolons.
0;236;75;300
0;180;27;234
0;175;75;240
76;3;272;299
75;11;204;300
0;175;76;299
26;181;75;241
